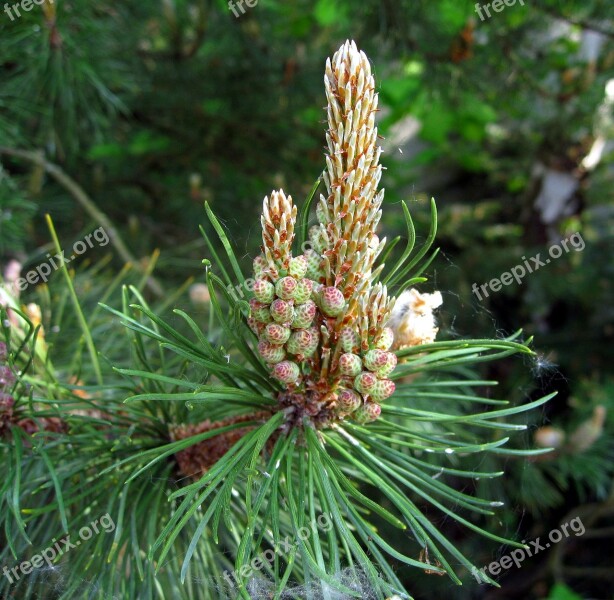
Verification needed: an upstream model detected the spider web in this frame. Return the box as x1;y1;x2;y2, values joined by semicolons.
4;559;120;600
212;567;406;600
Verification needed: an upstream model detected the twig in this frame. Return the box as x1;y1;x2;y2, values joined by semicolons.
0;146;164;296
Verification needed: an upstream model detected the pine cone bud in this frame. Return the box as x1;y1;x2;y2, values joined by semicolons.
354;402;381;423
291;300;316;329
286;329;313;356
275;276;298;301
272;360;301;384
340;327;360;353
294;278;314;304
270;299;295;324
302;327;320;356
247;317;265;335
257;341;286;364
339;353;362;377
337;388;362;413
369;379;395;402
289;255;308;279
363;349;388;372
320;286;345;317
364;349;398;376
264;323;291;345
253;279;275;304
374;327;394;351
304;249;323;281
377;352;397;378
354;371;378;394
253;255;268;277
250;299;273;324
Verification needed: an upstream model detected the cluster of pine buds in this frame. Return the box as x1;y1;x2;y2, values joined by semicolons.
249;41;400;425
248;195;321;387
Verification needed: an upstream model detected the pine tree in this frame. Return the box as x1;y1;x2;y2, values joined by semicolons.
0;41;556;600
